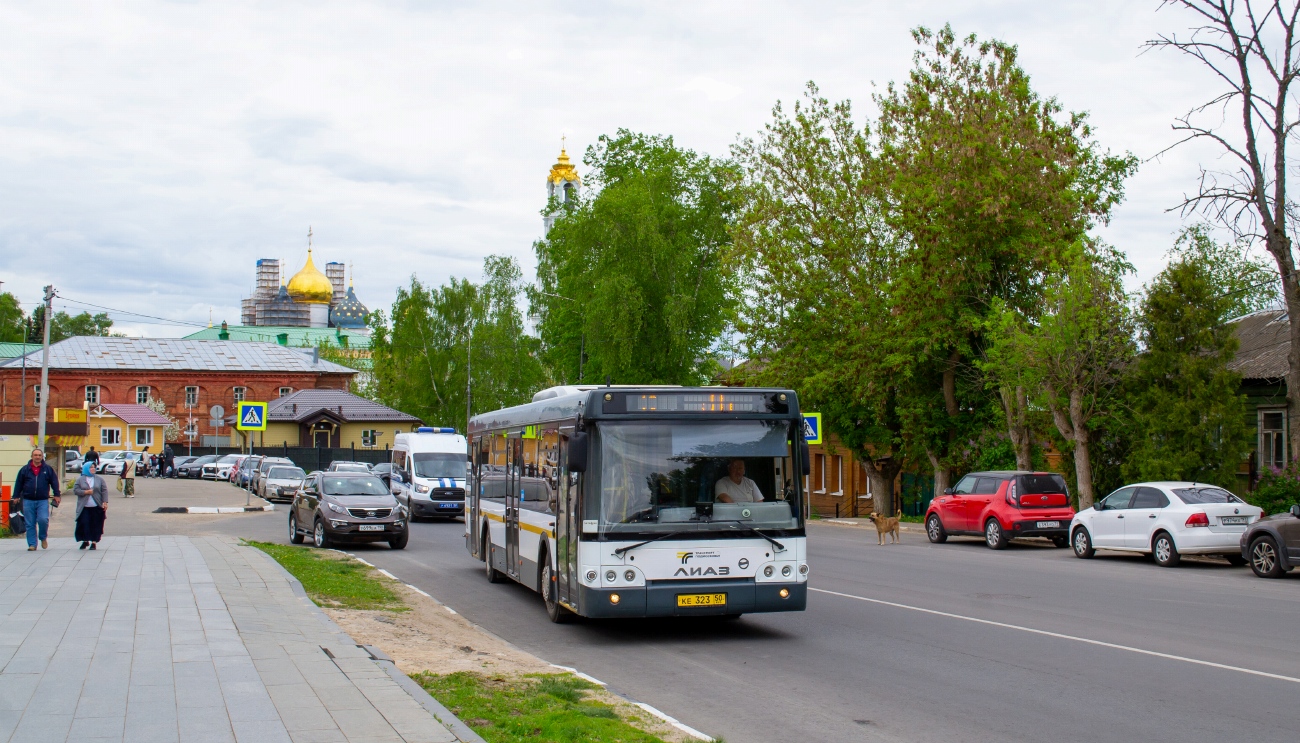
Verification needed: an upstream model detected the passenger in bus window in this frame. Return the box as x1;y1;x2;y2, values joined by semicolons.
716;459;764;503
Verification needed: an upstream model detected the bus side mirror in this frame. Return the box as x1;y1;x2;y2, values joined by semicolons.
800;440;811;477
568;432;588;473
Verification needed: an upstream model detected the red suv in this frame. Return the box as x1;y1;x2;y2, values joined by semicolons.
925;471;1075;549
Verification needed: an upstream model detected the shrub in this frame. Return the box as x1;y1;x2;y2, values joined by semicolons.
1245;464;1300;515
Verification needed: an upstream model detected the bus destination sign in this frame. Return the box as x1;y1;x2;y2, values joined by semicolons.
622;392;779;413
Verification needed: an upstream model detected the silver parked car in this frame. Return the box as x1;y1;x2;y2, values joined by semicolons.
262;466;307;503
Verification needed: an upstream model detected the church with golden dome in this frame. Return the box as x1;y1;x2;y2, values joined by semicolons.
239;229;370;330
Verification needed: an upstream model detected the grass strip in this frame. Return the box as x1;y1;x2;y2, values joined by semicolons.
414;671;669;743
245;540;407;611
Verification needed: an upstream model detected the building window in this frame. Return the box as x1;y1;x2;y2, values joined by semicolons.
279;387;293;397
101;428;121;446
233;386;246;402
1260;409;1288;471
830;455;843;495
85;385;99;405
136;386;150;405
813;453;825;492
33;385;41;405
362;429;379;447
185;386;199;406
136;429;153;447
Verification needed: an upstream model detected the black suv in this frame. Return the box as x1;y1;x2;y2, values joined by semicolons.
289;471;409;550
1240;505;1300;578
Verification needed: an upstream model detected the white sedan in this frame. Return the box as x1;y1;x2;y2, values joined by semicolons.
1070;482;1262;567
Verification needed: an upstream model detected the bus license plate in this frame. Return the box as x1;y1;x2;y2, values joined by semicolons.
359;525;384;532
677;593;726;607
1036;521;1060;529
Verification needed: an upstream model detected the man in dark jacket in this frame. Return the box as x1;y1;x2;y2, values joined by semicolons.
13;448;61;551
163;444;175;478
84;446;100;469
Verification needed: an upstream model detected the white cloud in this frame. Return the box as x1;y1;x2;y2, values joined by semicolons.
0;1;1255;334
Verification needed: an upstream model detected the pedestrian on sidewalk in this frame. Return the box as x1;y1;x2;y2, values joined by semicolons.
120;452;136;497
74;462;108;550
13;448;60;551
84;446;100;470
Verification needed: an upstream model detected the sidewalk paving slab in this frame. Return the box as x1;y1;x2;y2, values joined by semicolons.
0;536;473;743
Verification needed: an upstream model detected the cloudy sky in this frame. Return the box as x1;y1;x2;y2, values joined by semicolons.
0;1;1251;336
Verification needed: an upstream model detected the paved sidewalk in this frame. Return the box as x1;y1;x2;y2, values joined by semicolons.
0;536;468;743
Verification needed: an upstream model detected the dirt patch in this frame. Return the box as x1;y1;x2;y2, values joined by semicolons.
327;583;699;742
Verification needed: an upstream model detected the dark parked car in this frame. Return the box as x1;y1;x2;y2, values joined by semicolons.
177;455;219;479
288;472;408;550
1240;505;1300;578
238;455;264;488
370;462;393;486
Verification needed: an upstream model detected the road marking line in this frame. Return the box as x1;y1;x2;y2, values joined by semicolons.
633;702;714;741
376;568;398;580
404;583;432;598
810;587;1300;684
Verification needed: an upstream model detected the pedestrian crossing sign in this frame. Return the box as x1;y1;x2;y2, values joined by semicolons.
236;401;267;431
802;413;822;445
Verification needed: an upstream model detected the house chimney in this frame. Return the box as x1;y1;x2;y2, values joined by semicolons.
312;348;319;365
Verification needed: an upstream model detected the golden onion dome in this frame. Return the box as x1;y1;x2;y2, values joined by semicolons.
548;147;581;185
286;249;334;305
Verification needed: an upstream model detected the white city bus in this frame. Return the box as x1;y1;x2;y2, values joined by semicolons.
465;385;809;622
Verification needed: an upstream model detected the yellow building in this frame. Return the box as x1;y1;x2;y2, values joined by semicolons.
231;389;421;449
87;404;172;453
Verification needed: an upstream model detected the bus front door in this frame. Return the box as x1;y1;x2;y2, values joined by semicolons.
505;437;522;581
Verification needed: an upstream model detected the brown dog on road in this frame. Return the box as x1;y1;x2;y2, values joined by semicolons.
867;510;902;545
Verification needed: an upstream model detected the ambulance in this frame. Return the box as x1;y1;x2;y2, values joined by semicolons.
391;427;469;520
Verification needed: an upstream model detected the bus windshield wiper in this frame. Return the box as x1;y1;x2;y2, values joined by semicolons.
613;530;685;557
707;520;786;552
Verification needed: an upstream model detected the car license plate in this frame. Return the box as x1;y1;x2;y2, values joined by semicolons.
1036;521;1061;529
358;524;384;532
677;593;726;607
1221;516;1249;525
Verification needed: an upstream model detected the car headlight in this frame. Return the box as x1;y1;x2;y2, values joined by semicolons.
327;503;346;514
414;484;430;494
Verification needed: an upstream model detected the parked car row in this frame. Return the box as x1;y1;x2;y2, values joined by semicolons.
924;470;1299;581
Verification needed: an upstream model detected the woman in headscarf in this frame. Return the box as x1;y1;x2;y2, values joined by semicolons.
74;461;108;549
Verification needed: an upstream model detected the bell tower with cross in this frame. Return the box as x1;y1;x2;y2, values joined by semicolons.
544;135;582;234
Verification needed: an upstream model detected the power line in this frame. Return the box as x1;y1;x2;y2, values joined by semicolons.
55;295;210;329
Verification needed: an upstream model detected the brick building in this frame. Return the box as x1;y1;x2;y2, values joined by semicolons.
0;337;356;445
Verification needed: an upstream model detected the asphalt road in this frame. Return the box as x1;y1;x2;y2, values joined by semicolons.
115;480;1300;743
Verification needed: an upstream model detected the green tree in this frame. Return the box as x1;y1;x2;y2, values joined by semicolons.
874;25;1137;495
0;293;24;342
1167;224;1279;318
533;130;738;385
370;256;545;432
1121;258;1250;487
25;307;113;343
731;85;909;513
990;243;1134;509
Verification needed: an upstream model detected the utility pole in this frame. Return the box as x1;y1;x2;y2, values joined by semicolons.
36;285;53;452
465;317;473;434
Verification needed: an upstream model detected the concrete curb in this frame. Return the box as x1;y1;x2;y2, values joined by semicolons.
153;505;275;513
364;645;490;743
245;539;485;743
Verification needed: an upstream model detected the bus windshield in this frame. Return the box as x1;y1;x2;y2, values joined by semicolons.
413;452;468;480
592;420;802;535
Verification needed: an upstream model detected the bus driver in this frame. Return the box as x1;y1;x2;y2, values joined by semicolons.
715;459;764;503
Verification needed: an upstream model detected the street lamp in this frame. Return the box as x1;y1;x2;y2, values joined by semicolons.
538;291;585;383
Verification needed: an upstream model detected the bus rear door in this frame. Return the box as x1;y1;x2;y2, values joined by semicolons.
505;436;522;581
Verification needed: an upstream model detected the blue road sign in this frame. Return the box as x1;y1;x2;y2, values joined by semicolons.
236;401;268;431
803;412;822;445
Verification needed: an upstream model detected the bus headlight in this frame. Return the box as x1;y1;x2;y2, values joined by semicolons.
605;570;617;582
779;588;790;599
585;570;597;583
609;593;620;605
763;566;774;577
782;565;792;577
624;570;635;582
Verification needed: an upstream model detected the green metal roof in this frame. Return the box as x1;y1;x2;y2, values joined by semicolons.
182;325;371;349
0;342;37;360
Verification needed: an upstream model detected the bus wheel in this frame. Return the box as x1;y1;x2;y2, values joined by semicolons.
484;536;503;584
541;553;572;624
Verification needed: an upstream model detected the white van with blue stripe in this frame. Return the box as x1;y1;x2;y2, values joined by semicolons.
392;427;469;520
